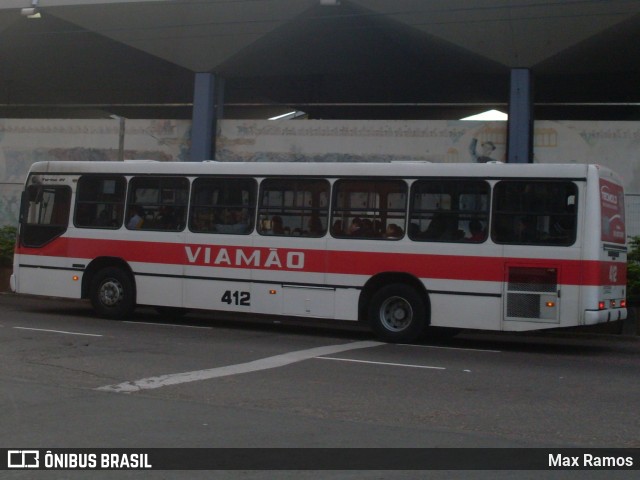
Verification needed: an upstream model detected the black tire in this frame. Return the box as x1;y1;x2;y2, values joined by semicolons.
89;266;136;319
368;283;427;343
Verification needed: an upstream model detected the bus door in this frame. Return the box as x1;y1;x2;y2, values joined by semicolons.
493;179;578;329
16;176;74;298
124;175;190;309
257;235;330;319
252;178;332;319
183;177;257;313
182;233;257;313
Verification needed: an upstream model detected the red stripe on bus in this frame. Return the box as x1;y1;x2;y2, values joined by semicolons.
16;237;626;286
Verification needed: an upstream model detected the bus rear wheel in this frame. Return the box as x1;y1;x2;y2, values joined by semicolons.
368;283;427;343
90;267;135;319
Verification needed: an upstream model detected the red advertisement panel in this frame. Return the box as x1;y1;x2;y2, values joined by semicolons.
600;178;625;244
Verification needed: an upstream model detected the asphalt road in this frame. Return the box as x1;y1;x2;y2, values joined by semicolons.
1;293;639;479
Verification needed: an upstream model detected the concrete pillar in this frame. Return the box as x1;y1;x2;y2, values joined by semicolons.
190;72;219;161
507;68;533;164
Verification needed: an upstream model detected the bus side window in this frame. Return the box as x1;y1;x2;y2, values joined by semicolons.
189;177;256;234
75;175;126;229
258;178;329;237
126;176;189;231
331;179;407;240
409;180;489;243
491;181;577;246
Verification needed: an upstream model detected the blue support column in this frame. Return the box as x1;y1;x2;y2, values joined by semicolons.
190;72;218;162
507;68;533;163
216;76;225;122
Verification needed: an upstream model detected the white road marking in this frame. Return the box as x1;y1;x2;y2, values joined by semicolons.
13;326;103;337
317;357;445;370
399;343;501;353
122;321;211;329
96;340;383;394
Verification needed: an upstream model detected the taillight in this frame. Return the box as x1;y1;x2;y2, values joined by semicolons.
598;301;606;310
620;299;627;308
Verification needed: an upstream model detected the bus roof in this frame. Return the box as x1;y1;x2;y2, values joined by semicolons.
25;160;616;181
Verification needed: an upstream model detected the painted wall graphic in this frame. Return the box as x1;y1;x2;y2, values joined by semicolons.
217;119;640;191
2;118;640;235
0;119;191;226
217;119;640;237
217;120;508;164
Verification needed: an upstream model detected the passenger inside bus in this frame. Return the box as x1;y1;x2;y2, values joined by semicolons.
361;218;375;237
127;206;145;229
263;215;284;235
308;215;324;236
384;223;404;239
348;217;363;236
468;220;485;242
422;213;447;239
212;208;250;234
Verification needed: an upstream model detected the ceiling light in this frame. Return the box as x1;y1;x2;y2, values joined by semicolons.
269;111;305;120
461;109;508;121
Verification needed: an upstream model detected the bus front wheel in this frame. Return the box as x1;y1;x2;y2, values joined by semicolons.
90;267;135;319
368;284;427;343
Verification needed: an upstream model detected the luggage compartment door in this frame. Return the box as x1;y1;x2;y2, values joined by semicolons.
504;265;560;325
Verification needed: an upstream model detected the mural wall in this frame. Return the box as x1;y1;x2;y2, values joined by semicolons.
2;117;640;234
217;120;506;164
217;119;640;192
0;119;191;226
216;119;640;236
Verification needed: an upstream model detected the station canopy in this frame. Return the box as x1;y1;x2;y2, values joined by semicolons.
1;0;640;120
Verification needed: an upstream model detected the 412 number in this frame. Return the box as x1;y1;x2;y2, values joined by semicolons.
221;290;250;306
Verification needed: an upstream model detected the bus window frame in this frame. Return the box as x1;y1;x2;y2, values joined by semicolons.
125;175;190;232
257;177;330;238
189;176;257;235
491;179;578;246
330;178;408;240
408;178;490;243
74;174;127;230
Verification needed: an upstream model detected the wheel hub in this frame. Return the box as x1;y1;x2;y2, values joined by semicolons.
380;296;413;332
99;279;123;307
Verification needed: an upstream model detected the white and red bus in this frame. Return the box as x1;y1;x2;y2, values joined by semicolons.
11;160;627;342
